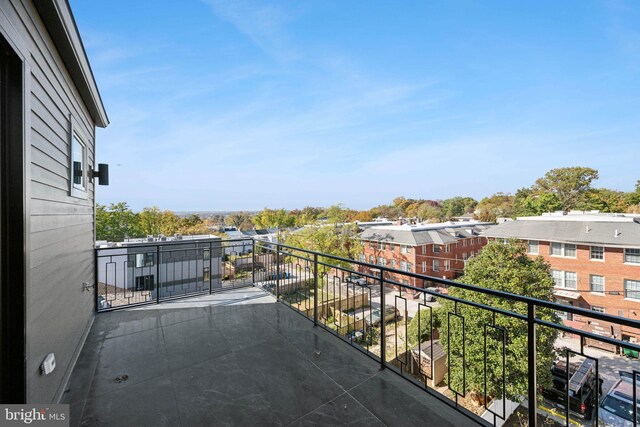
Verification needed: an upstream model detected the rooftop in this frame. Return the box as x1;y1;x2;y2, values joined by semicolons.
482;212;640;247
360;221;492;246
63;287;473;426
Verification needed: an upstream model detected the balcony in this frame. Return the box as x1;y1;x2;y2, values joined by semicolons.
62;286;472;426
66;238;640;426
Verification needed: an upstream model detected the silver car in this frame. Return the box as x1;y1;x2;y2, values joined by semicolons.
598;371;640;427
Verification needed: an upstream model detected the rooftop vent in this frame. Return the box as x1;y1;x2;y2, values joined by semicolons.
586;226;591;233
614;229;621;238
147;235;154;242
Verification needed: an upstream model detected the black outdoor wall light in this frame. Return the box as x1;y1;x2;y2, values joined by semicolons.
90;163;109;185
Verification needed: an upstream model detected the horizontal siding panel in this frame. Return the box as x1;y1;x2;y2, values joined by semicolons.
10;0;94;135
31;163;68;191
31;91;68;143
30;222;94;263
29;249;93;321
31;114;69;161
31;145;67;178
31;199;94;216
31;181;93;206
30;213;93;234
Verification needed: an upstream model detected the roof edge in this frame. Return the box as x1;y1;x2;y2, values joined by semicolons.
34;0;109;127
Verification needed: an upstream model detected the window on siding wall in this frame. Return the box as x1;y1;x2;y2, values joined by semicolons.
624;248;640;264
624;279;640;299
135;253;154;268
70;132;88;198
589;275;605;293
590;246;604;260
528;240;539;255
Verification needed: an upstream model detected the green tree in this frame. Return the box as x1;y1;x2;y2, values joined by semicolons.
475;193;515;222
285;223;363;275
407;307;441;348
224;212;254;231
582;188;627;213
96;202;139;241
625;180;640;207
440;197;477;220
532;166;599;210
514;188;563;216
253;208;295;229
137;206;181;236
437;240;559;401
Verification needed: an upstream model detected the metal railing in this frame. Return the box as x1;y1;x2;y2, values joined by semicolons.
251;240;640;427
95;237;640;426
95;238;254;311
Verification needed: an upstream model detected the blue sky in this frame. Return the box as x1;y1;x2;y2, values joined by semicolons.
71;0;640;211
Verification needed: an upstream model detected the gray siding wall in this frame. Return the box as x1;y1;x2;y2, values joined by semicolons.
1;0;97;403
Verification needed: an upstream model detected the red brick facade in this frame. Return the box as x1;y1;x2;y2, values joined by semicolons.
359;237;488;287
524;240;640;342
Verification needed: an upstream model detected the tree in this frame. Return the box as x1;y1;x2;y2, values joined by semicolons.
514;188;562;216
582;188;626;213
407;307;441;348
96;202;139;241
137;206;181;236
437;240;559;401
532;167;599;211
285;224;363;275
224;212;254;231
440;197;477;220
475;193;515;222
253;208;295;229
625;180;640;207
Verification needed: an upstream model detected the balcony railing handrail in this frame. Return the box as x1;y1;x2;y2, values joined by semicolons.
257;239;640;331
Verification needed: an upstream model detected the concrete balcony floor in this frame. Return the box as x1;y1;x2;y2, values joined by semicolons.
63;287;475;426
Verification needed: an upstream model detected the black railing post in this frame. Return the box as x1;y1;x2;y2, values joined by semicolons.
209;241;213;295
527;302;537;427
94;248;99;312
251;240;256;286
313;253;319;326
276;244;281;300
156;244;161;304
379;268;386;370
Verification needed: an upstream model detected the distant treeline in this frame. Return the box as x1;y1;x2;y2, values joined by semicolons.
97;167;640;241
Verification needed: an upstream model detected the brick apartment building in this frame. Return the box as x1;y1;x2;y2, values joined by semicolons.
482;211;640;347
359;221;493;287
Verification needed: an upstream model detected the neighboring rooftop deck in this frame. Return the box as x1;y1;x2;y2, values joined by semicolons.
63;287;473;426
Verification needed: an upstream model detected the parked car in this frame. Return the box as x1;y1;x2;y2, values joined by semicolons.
365;305;400;327
267;271;290;280
540;358;602;421
345;275;367;286
599;371;640;427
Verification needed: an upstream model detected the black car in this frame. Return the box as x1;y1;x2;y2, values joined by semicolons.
540;358;603;421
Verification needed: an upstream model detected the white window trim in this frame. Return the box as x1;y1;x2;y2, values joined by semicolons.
69;117;89;199
623;248;640;265
589;246;605;262
623;279;640;301
528;240;539;255
550;242;577;259
552;270;578;290
589;274;605;295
